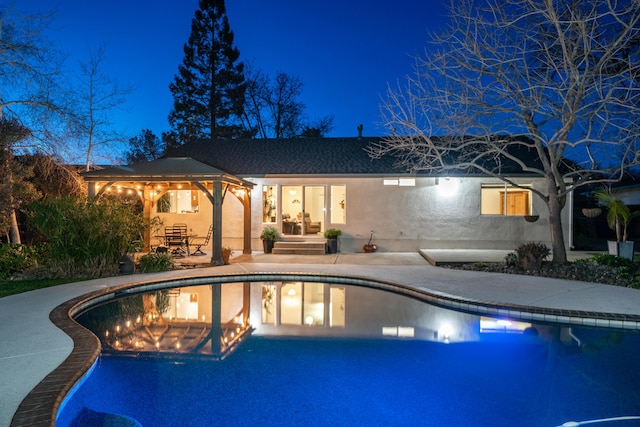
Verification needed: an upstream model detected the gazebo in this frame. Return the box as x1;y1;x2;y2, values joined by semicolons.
81;157;254;265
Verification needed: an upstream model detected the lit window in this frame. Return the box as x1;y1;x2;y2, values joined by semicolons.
331;185;346;224
481;184;532;216
280;282;326;326
157;189;199;214
262;185;276;223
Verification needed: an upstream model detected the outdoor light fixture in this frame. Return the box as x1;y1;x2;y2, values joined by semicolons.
437;177;460;197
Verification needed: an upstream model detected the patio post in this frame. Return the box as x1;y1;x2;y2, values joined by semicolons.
242;188;252;254
210;179;224;266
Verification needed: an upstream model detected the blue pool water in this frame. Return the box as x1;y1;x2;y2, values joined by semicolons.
58;333;640;427
56;280;640;427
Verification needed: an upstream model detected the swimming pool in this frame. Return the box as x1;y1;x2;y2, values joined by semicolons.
55;278;640;426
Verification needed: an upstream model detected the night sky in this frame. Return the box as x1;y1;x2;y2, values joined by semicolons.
22;0;448;146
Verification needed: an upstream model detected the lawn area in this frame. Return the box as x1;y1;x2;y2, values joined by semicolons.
0;278;80;299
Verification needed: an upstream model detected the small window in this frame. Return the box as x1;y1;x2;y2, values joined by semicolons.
481;184;532;216
330;185;346;224
262;185;276;223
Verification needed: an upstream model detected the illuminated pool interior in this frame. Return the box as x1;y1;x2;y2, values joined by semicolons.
57;281;640;427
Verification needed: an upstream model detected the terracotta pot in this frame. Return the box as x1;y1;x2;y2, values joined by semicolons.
582;208;602;218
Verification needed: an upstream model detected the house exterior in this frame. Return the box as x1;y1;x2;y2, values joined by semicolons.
161;136;573;254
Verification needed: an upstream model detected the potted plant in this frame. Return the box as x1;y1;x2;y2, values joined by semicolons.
222;246;232;264
260;226;280;254
324;228;342;254
595;189;640;260
119;239;143;275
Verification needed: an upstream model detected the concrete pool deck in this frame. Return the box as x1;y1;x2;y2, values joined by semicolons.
5;250;640;426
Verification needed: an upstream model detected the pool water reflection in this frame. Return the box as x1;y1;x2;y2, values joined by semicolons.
58;281;640;427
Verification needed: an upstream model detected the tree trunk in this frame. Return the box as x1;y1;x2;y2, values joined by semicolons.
8;209;21;244
547;192;567;264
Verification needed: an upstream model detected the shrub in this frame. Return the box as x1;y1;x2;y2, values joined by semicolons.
324;228;342;239
138;252;174;273
516;242;551;261
504;252;519;267
260;226;281;241
516;242;550;270
27;196;146;277
588;253;635;280
0;244;38;279
590;253;633;268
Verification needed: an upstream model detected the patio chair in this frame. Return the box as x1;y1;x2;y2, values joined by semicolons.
164;225;187;257
189;224;212;256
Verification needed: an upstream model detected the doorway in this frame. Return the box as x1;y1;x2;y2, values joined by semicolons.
282;185;325;235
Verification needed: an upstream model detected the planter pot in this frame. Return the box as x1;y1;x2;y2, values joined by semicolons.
524;215;539;223
326;238;338;254
263;239;275;254
609;241;635;260
582;208;602;218
222;250;232;264
119;255;135;275
363;244;377;253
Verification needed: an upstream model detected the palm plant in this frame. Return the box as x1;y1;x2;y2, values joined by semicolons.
594;189;640;242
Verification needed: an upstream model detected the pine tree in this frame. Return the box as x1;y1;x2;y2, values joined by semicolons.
167;0;246;147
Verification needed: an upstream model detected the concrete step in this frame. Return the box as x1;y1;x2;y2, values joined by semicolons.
272;240;326;255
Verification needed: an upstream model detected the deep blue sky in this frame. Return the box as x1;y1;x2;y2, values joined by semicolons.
24;1;448;141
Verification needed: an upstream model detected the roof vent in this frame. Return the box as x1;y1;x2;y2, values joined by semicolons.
357;123;363;138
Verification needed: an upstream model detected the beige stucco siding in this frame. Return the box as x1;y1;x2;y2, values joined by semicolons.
153;176;571;253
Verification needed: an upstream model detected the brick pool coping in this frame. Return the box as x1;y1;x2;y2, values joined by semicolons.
11;271;640;426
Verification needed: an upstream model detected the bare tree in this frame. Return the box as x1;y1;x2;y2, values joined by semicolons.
368;0;640;263
243;64;334;138
0;5;69;243
72;45;134;170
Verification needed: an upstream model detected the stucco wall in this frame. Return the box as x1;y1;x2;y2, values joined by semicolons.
154;176;572;253
246;176;570;252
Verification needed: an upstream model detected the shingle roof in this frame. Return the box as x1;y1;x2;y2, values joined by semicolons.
164;137;406;176
164;136;569;177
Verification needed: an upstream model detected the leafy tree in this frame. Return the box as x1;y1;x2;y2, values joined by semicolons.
125;129;165;163
243;64;334;138
167;0;246;147
368;0;640;264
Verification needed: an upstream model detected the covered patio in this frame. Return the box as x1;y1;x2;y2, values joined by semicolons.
81;157;254;265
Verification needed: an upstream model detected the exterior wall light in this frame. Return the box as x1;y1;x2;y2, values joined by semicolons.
437;177;459;197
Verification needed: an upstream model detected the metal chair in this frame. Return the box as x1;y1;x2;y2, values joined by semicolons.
164;225;187;257
189;224;212;256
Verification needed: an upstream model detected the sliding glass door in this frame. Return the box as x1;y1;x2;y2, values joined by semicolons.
282;185;325;235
